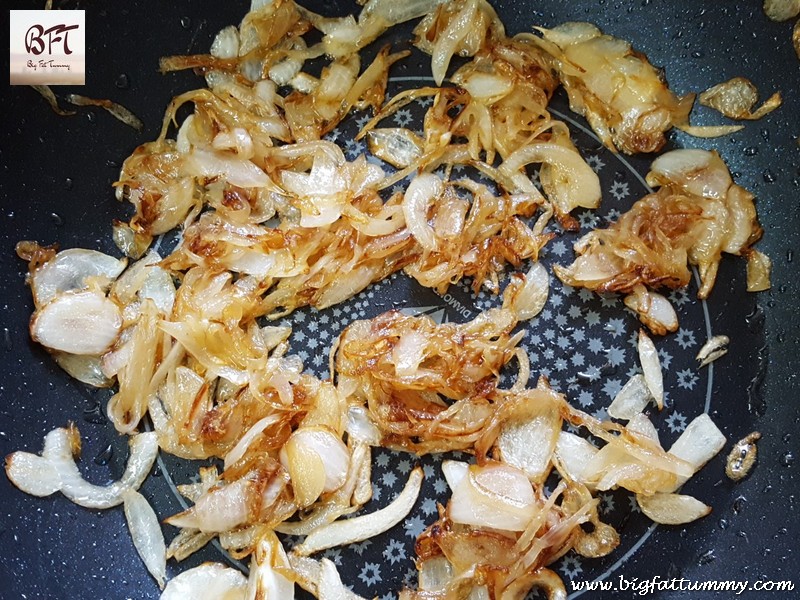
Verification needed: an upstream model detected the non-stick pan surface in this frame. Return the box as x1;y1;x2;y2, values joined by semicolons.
1;1;798;598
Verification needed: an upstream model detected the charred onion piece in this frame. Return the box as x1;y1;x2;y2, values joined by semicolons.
696;335;730;367
725;431;761;481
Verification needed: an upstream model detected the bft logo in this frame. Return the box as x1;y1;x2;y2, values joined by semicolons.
10;10;86;85
25;23;80;56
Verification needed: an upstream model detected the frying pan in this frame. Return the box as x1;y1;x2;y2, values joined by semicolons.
1;1;798;598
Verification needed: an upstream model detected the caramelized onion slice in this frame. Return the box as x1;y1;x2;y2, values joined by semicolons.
623;286;678;336
66;94;144;131
794;20;800;59
32;84;76;115
725;431;761;481
746;249;772;292
676;124;745;138
699;77;782;120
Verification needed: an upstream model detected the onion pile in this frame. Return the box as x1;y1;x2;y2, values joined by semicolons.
5;0;776;597
555;149;769;334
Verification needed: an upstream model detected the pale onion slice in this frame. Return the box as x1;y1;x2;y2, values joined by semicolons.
31;248;127;307
346;406;381;446
245;533;294;600
502;262;549;321
446;461;536;531
361;0;449;26
294;466;423;555
430;0;478;85
31;291;122;355
123;489;167;589
224;415;283;470
286;554;324;597
42;428;158;509
441;459;468;490
403;174;443;251
553;431;598;485
315;264;386;310
499;142;601;216
636;492;711;525
166;478;252;533
366;128;423;168
212;128;254;159
279;427;350;507
186;148;270;188
668;413;726;489
623;286;678;336
607;374;652;420
457;71;514;102
287;554;369;600
696;335;730;367
4;451;61;496
52;352;113;388
139;264;176;317
648;149;732;200
269;52;305;87
637;329;663;410
746;249;772;292
318;558;352;600
160;563;248;600
496;400;561;483
417;556;454;591
392;330;427;377
626;413;660;444
111;250;162;305
210;25;240;59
